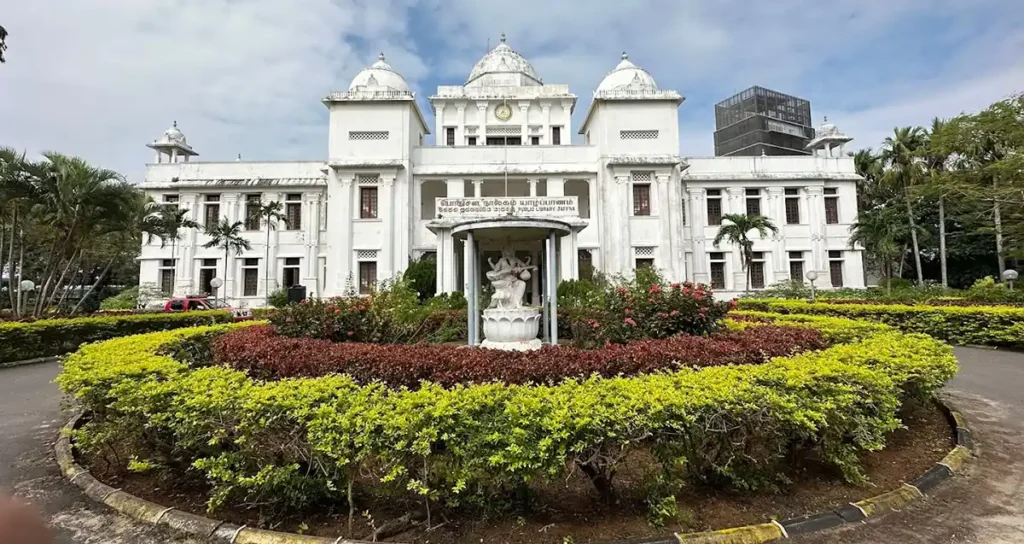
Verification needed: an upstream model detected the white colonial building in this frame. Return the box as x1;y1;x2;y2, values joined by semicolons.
138;35;864;306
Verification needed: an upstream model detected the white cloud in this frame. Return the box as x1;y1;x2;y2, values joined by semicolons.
1;0;1022;177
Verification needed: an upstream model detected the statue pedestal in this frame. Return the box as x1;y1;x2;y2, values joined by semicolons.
480;308;542;351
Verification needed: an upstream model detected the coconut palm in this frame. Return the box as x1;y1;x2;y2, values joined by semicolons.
921;117;952;287
156;206;201;294
880;126;928;285
257;200;285;306
849;207;908;295
852;148;885;210
713;213;778;293
203;218;252;303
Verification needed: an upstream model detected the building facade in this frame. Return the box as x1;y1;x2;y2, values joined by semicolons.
138;37;864;305
714;86;815;157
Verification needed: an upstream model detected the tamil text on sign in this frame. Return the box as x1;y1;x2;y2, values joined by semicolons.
435;196;579;219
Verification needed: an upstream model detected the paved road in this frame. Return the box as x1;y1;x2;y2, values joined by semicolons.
1;347;1022;543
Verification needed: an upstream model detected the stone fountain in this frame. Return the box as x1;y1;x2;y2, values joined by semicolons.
480;245;542;351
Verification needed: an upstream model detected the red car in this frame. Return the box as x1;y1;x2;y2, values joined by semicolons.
163;296;253;321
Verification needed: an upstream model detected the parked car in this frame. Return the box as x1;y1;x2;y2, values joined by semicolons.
163;296;253;321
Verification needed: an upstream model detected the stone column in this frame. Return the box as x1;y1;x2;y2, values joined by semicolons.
473;180;483;197
767;187;788;283
336;173;354;293
456;104;466;145
222;194;240;299
547;231;558;345
656;174;674;279
688;188;709;285
519;102;530;144
561;100;573;143
435;104;446;145
528;179;538;197
477;102;488;145
177;192;200;294
666;174;685;282
530;249;540;305
301;192;319;294
541;103;551;145
378;176;395;280
171;148;178;163
805;186;827;286
560;231;578;281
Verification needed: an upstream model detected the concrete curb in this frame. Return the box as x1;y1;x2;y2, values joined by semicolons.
56;400;975;544
0;355;60;369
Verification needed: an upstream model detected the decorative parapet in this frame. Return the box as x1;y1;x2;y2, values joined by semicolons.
324;89;416;102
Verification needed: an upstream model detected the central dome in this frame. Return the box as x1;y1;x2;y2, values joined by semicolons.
466;34;542;87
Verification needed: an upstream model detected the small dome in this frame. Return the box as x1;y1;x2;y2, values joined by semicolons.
163;121;186;144
348;52;411;93
818;116;838;136
466;33;541;87
596;52;658;92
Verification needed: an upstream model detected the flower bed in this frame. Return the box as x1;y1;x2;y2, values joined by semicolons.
737;299;1024;348
211;323;827;387
0;310;233;363
58;318;957;524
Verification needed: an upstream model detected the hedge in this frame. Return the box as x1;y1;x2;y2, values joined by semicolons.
211;323;827;386
58;319;957;519
737;299;1024;348
0;311;234;363
727;311;895;344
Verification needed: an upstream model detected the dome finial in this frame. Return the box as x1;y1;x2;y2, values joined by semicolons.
621;51;628;60
500;32;506;44
173;120;178;128
823;115;828;122
378;52;385;61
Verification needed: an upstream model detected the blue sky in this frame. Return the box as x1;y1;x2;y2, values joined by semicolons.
2;0;1022;181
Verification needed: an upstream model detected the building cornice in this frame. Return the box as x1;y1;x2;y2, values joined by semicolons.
139;178;326;190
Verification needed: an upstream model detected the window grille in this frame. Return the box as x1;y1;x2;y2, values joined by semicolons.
631;171;653;183
620;130;659;140
356;174;380;185
634;246;655;257
356;250;378;260
486;125;522;135
348;131;389;140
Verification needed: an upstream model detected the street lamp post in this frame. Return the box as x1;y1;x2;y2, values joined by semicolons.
1003;269;1019;291
805;270;818;302
19;279;35;316
210;277;224;305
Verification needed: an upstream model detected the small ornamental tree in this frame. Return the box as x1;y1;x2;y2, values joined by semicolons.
713;213;778;293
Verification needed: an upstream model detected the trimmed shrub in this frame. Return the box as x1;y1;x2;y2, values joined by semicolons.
58;321;957;517
728;311;894;344
211;324;827;387
738;299;1024;348
0;311;234;363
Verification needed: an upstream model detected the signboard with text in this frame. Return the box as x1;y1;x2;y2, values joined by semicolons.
435;196;579;219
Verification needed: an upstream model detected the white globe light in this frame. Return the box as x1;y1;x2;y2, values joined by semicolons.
210;277;224;289
805;270;818;282
1003;269;1019;281
19;279;35;291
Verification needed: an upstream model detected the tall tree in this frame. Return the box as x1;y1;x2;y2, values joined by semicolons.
852;148;885;211
257;201;285;306
880;126;928;285
713;213;778;293
203;218;252;303
849;206;908;295
920;117;953;287
155;206;200;295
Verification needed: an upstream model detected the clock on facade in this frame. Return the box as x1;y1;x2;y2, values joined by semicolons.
494;103;513;121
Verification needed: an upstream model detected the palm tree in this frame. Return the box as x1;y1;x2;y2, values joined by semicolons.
203;218;252;303
852;148;884;211
921;117;952;288
0;24;8;64
880;126;928;285
257;201;285;306
849;207;907;295
157;207;201;295
713;213;778;293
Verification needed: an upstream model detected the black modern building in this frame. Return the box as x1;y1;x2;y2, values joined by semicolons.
713;86;814;156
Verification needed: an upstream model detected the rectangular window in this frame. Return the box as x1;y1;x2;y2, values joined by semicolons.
745;188;761;216
199;265;216;296
467;136;477;146
709;252;726;290
159;267;175;295
283;257;301;288
750;257;766;289
446;127;455;146
360;187;378;219
829;250;844;287
635;258;654;269
204;195;221;230
162;194;179;211
825;196;839;224
632;184;651;216
245;194;261;230
242;258;259;297
359;261;377;295
552;126;561;145
531;136;540;145
285;193;302;230
785;189;800;224
707;196;722;225
788;251;804;283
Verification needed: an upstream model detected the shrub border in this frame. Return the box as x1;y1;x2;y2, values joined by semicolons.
55;397;973;544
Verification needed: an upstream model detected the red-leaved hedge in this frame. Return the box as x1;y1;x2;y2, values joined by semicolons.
211;324;827;387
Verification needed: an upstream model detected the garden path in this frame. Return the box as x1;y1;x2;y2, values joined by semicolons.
0;347;1021;543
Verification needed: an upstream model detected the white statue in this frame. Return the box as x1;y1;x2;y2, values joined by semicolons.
486;246;535;309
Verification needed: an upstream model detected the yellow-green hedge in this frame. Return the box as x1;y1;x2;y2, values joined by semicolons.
0;311;234;364
737;299;1024;348
58;318;957;517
